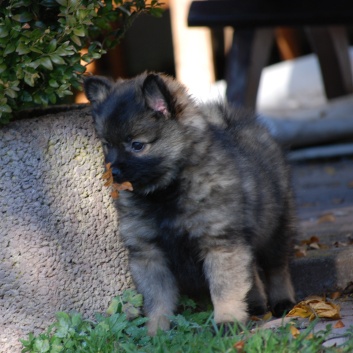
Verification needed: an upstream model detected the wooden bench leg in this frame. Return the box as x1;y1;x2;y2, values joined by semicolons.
306;26;353;99
225;28;275;108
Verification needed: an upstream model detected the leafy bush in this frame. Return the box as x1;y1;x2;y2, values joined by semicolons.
20;289;353;353
0;0;163;124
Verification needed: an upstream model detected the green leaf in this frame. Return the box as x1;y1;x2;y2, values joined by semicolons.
47;38;57;53
5;88;17;99
33;338;50;353
150;7;164;17
10;0;32;8
70;34;81;46
73;26;85;37
72;63;86;74
50;54;65;65
16;42;31;55
55;42;76;56
71;313;83;327
4;43;15;56
0;64;6;74
38;57;53;70
122;289;143;308
12;12;33;23
49;79;59;88
24;71;40;86
21;91;32;102
106;297;121;315
0;26;9;38
30;46;44;54
41;0;60;8
55;312;71;338
55;0;68;6
0;104;12;113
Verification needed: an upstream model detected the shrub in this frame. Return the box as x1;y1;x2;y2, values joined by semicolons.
0;0;163;124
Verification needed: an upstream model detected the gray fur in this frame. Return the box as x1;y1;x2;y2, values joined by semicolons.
84;72;296;335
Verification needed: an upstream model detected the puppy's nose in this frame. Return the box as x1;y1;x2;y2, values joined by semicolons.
111;167;121;177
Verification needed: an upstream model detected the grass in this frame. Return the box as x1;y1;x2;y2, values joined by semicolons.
20;290;353;353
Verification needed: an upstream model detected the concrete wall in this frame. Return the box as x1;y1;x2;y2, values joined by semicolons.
0;108;132;352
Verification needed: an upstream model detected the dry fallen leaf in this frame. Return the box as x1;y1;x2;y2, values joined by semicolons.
306;333;314;340
233;340;245;352
347;181;353;189
111;189;120;200
102;162;114;187
334;320;345;328
102;163;133;199
330;292;341;300
294;244;307;258
318;213;336;224
286;296;341;321
250;316;261;322
309;242;321;250
290;325;301;338
333;241;348;248
262;311;273;321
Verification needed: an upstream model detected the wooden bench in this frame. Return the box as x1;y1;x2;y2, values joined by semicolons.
188;0;353;108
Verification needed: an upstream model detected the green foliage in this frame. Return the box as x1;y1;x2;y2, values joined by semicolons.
20;289;353;353
0;0;163;124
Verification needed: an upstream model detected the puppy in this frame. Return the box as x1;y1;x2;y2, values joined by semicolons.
84;72;296;335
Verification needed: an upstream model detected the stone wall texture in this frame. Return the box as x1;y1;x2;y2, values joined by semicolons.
0;108;132;352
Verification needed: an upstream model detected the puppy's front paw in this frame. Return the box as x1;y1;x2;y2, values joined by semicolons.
272;299;295;317
147;315;171;336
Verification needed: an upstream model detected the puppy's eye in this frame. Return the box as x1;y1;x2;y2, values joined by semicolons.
131;141;145;152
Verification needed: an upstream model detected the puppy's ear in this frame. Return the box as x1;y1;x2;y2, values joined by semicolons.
142;74;172;117
83;76;113;105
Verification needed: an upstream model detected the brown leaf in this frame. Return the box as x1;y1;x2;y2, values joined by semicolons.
290;325;301;338
334;320;345;328
295;250;307;258
309;235;320;243
309;242;321;250
114;181;133;192
111;190;120;199
250;316;261;321
330;292;341;300
318;213;336;224
233;341;245;352
286;296;341;321
309;300;341;320
294;244;307;258
102;163;114;187
102;164;133;198
347;181;353;189
333;241;348;248
301;236;319;246
286;303;314;320
263;311;273;321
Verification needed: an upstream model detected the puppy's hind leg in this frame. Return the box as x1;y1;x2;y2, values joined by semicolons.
247;265;268;316
264;265;295;317
259;212;296;317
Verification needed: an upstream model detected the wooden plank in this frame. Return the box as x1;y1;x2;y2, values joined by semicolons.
307;26;353;99
225;28;274;107
188;0;353;28
169;0;215;96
